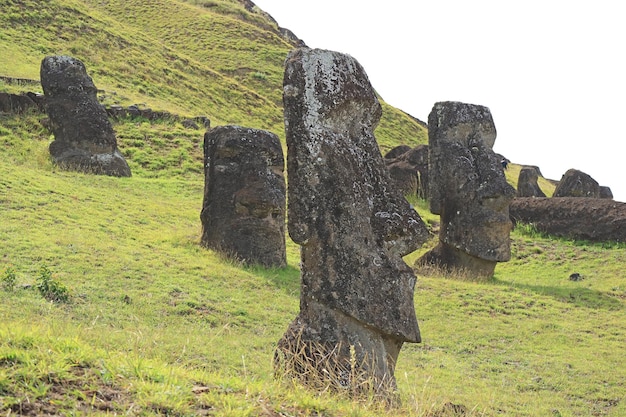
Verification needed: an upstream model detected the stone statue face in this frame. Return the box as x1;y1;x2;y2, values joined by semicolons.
283;48;429;340
201;126;286;267
441;136;515;261
277;48;429;394
41;55;97;96
40;55;131;177
228;142;286;227
429;102;516;262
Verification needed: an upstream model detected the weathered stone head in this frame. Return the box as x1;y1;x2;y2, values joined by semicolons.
200;125;286;268
276;48;429;394
385;144;430;199
40;55;131;177
517;166;546;197
419;101;515;277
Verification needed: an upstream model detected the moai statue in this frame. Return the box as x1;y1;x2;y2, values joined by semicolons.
275;48;429;394
40;56;131;177
517;166;546;197
418;101;516;278
200;125;286;268
385;144;430;199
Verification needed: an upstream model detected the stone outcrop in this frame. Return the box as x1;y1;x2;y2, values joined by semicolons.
417;101;516;278
40;56;131;177
275;48;429;394
0;84;209;130
511;197;626;242
200;125;286;268
105;105;210;129
516;166;546;197
384;145;411;160
0;92;43;114
384;145;429;199
553;168;599;198
600;186;614;199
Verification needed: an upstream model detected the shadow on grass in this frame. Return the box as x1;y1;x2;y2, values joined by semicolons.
492;278;624;311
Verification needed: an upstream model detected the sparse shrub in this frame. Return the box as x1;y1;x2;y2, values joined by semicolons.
251;71;267;81
514;222;546;239
2;267;17;291
36;265;69;303
274;332;395;403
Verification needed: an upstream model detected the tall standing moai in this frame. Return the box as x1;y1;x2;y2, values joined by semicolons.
418;101;515;278
275;48;429;394
40;56;131;177
200;125;287;268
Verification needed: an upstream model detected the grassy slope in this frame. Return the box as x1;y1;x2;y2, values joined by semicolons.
504;163;555;197
1;1;625;417
1;127;625;416
0;0;427;150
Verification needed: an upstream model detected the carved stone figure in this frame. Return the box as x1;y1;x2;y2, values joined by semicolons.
517;166;546;197
40;56;131;177
200;125;286;268
418;101;515;277
275;48;429;394
385;144;430;198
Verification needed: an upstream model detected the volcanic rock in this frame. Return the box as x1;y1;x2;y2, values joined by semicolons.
553;169;599;198
600;186;614;199
384;145;412;160
40;56;131;177
510;197;626;242
385;145;430;199
200;125;286;267
275;48;429;394
418;101;515;277
517;166;546;197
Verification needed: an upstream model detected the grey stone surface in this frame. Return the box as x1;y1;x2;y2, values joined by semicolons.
384;145;412;160
511;197;626;242
0;92;40;114
553;169;600;198
200;125;286;268
40;56;131;177
600;186;614;199
276;48;429;393
418;101;515;277
517;166;546;197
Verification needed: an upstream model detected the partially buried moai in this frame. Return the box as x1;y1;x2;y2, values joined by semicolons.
516;166;546;197
200;125;286;268
417;101;515;277
275;48;429;394
40;56;131;177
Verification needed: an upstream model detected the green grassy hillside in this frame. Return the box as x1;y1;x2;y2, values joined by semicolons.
1;1;625;416
1;119;625;416
504;163;556;197
0;0;427;151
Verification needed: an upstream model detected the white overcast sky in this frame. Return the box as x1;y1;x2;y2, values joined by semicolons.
253;0;625;202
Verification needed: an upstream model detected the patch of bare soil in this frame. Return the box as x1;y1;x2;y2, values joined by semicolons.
4;366;131;416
